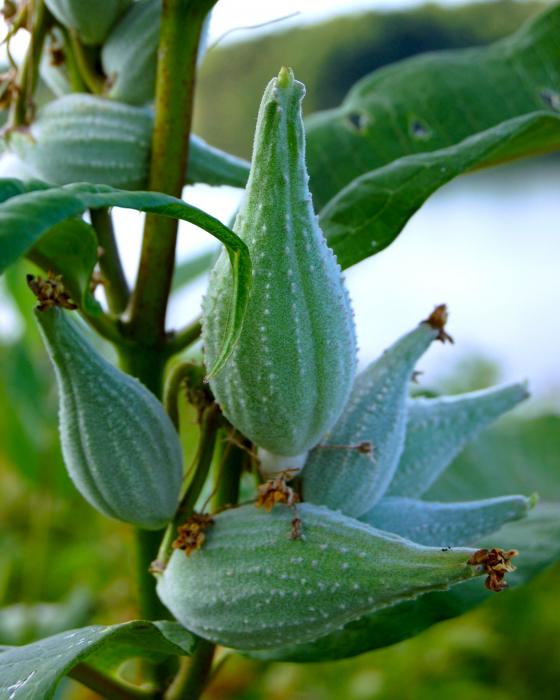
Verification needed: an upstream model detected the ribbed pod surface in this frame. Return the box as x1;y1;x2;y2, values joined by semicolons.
35;308;183;530
302;319;440;516
156;503;479;650
202;68;357;467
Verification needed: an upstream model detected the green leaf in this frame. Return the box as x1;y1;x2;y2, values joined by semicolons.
247;502;560;662
26;219;100;315
0;180;251;377
319;112;560;269
426;415;560;502
0;620;196;699
306;4;560;211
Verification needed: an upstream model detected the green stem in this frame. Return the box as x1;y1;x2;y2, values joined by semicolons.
163;362;207;430
11;0;50;126
157;405;221;564
127;0;217;344
164;641;215;700
68;29;104;94
59;25;87;92
90;208;130;314
69;662;155;700
165;319;202;358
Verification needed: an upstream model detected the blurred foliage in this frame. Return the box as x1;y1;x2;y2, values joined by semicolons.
194;0;545;158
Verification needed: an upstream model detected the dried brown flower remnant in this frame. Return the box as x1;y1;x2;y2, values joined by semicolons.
26;272;78;311
173;513;215;556
468;547;518;592
256;476;299;512
423;304;454;344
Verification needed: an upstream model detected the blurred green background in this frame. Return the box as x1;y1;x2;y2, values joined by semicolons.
1;2;559;698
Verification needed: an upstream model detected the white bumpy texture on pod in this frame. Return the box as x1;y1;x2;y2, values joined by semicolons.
202;68;357;477
156;503;480;650
35;307;183;530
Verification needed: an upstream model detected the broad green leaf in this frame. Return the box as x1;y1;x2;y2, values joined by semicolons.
319;112;560;269
26;219;100;315
188;135;250;189
171;247;218;293
0;180;251;377
0;620;196;700
247;502;560;662
360;495;533;547
306;4;560;210
427;415;560;502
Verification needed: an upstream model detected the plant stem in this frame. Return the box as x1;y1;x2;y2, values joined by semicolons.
69;662;155;700
165;319;202;358
68;29;104;94
11;0;50;126
164;641;215;700
127;0;216;345
59;25;88;92
90;208;130;314
157;405;222;564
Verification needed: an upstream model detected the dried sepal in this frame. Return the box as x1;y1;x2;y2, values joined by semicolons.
173;514;215;557
256;476;299;512
26;272;77;312
467;547;518;592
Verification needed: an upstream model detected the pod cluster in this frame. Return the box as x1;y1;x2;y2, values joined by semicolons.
158;69;532;652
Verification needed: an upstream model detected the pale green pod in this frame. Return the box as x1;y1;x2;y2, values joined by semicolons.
35;307;183;530
361;495;533;547
6;94;250;190
44;0;132;46
302;314;444;517
387;383;529;498
101;1;211;105
156;503;479;650
40;30;72;98
101;0;160;105
202;68;357;474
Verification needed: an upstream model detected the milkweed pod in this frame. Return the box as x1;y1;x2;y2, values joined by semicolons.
5;94;249;190
202;68;357;476
302;307;450;517
101;0;210;106
156;503;480;650
35;307;183;530
387;382;530;498
361;494;534;547
44;0;132;45
7;94;152;189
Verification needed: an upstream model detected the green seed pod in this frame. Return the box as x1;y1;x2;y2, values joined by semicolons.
101;0;160;105
44;0;132;46
35;307;183;530
302;308;449;517
40;30;72;99
156;503;480;650
202;68;357;476
8;94;152;189
361;495;533;547
387;382;529;498
6;94;250;190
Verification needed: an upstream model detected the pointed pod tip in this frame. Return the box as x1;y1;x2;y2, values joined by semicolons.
422;303;453;344
277;66;294;88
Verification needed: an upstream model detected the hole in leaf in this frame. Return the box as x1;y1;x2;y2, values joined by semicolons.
409;117;432;141
539;87;560;112
345;110;371;133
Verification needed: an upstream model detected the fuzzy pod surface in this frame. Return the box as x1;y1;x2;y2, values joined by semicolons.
35;307;183;530
202;68;357;471
156;503;480;650
6;94;249;190
361;495;533;547
302;313;444;517
387;383;529;498
44;0;132;45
